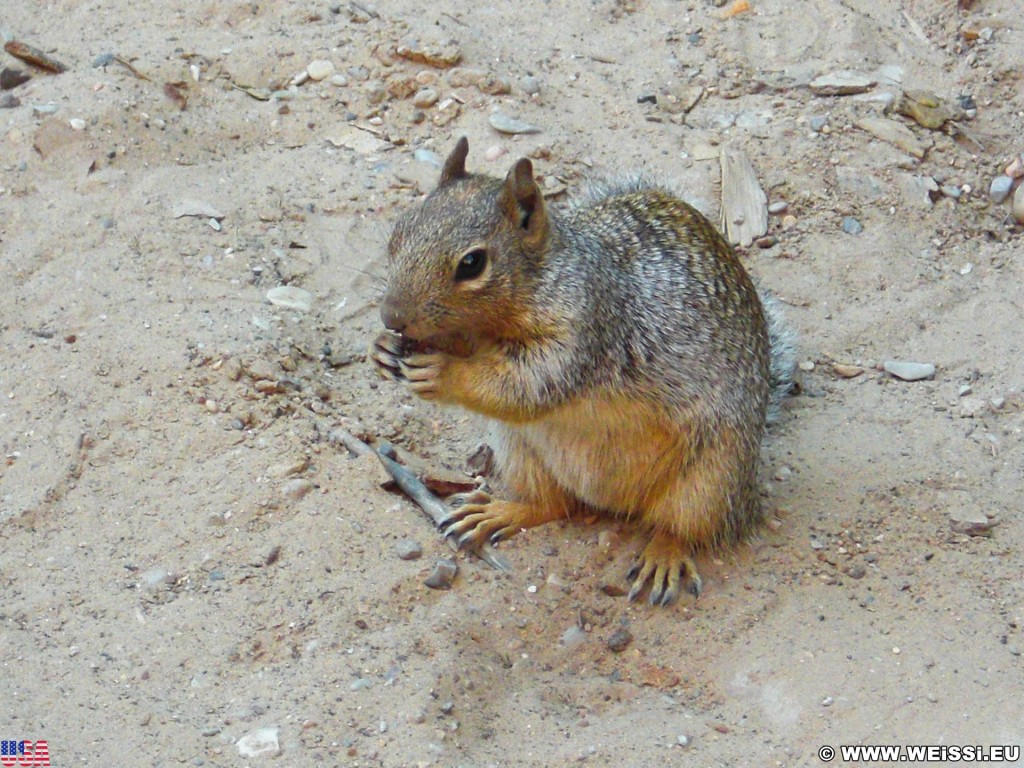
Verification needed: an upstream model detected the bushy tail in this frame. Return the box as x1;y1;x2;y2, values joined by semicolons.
759;291;797;422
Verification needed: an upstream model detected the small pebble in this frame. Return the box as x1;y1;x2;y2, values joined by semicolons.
832;363;863;378
809;115;828;132
489;112;541;135
484;145;507;162
798;360;815;372
413;148;442;168
329;73;348;87
350;677;373;691
606;628;633;653
940;185;961;200
822;696;834;707
767;201;788;215
266;285;313;312
283;478;314;501
845;564;867;580
412;87;439;108
139;567;174;592
600;583;627;597
781;214;797;230
92;52;116;68
1013;184;1024;225
562;626;587;647
989;176;1013;203
677;734;691;747
949;511;996;537
307;59;336;81
1005;155;1024;179
809;70;876;96
520;75;541;96
841;216;863;235
884;360;935;382
395;539;423;560
424;559;458;590
236;728;280;758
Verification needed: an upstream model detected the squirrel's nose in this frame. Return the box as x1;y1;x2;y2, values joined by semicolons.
380;296;406;332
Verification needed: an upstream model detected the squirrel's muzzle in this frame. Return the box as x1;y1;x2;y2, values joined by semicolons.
380;295;407;333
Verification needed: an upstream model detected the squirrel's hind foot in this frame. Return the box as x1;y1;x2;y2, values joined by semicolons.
626;531;703;606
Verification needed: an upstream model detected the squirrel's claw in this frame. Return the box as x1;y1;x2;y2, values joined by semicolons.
369;332;404;381
627;534;702;606
439;491;528;550
400;352;447;399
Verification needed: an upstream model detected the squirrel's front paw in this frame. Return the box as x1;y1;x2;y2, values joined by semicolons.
399;351;449;400
438;490;526;549
369;331;405;381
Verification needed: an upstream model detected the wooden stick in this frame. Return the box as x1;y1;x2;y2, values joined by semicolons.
3;40;67;74
329;429;513;573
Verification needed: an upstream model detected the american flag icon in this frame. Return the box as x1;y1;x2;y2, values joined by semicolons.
0;740;50;767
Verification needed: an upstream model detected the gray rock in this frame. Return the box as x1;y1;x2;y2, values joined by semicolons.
424;558;458;589
520;75;541;96
883;360;935;381
809;115;829;132
488;112;541;135
837;167;884;200
841;216;863;235
350;677;373;691
810;71;876;96
561;626;587;647
139;567;174;592
949;510;996;537
395;539;423;560
606;628;633;653
988;176;1013;203
767;201;788;215
855;117;929;158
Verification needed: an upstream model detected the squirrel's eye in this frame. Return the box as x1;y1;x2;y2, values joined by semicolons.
454;248;488;281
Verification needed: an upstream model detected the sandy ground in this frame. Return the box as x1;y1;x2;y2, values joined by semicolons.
2;0;1023;766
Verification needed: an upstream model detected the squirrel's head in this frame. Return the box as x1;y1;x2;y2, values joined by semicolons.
380;137;550;351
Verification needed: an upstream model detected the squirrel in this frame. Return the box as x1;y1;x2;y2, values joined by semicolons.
371;137;795;606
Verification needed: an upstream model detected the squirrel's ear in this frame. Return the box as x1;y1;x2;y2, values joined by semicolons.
439;136;470;186
498;158;548;245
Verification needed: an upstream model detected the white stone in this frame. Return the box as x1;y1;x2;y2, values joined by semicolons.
237;727;280;758
883;360;935;381
266;286;313;312
307;59;336;81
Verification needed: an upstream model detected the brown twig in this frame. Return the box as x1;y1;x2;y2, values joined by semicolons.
329;429;513;573
3;40;67;73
